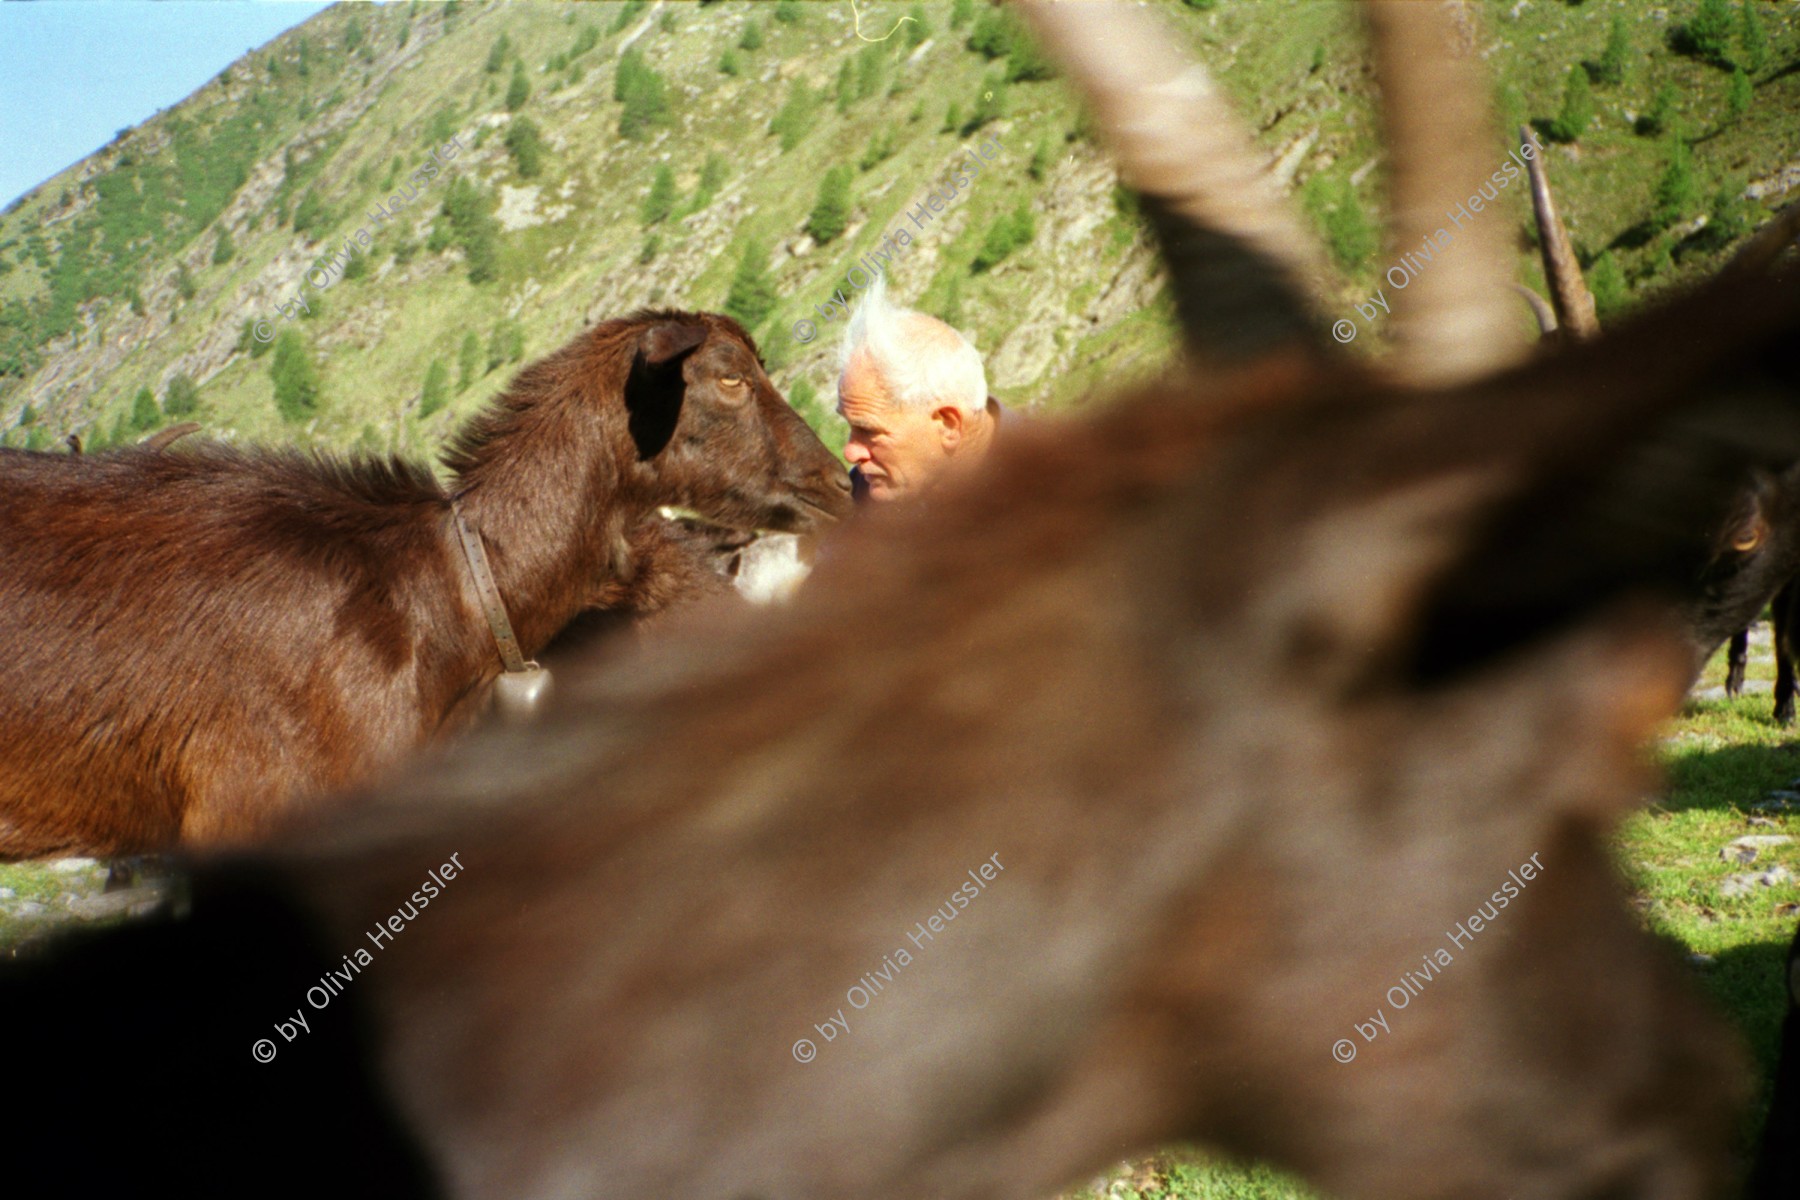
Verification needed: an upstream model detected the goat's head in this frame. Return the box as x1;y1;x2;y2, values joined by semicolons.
617;310;852;534
1688;460;1800;659
1517;122;1800;670
445;309;852;539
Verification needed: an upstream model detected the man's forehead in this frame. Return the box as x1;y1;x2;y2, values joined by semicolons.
837;355;893;420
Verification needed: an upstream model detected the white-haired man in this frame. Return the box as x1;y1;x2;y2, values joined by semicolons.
836;277;1002;503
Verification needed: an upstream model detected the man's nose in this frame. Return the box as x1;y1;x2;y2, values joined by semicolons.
844;440;870;465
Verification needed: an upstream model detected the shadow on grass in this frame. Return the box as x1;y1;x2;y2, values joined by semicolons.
1660;740;1800;814
1706;930;1798;1170
1608;219;1662;252
1659;703;1800;815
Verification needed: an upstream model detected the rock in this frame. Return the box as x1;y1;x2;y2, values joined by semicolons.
1720;835;1794;864
65;887;166;921
0;887;13;900
495;184;544;232
1268;128;1319;188
1688;953;1717;968
47;857;98;873
1747;161;1800;203
11;901;47;918
1721;866;1795;897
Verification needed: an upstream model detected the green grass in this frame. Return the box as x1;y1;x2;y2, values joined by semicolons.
1627;643;1800;1149
0;859;110;956
1066;1154;1317;1200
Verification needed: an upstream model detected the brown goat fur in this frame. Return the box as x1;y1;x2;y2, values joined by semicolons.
0;308;849;859
11;265;1782;1200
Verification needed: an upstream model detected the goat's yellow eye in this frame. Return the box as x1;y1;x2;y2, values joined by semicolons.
720;376;746;387
1732;519;1766;552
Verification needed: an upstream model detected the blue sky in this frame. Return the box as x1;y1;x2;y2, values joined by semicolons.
0;1;335;209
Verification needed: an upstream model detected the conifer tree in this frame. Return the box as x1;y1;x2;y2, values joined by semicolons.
419;357;450;417
807;167;851;244
129;386;160;433
1551;65;1594;142
1653;134;1699;229
163;373;200;417
271;330;323;422
643;164;676;225
1726;65;1752;119
723;239;777;330
1594;15;1629;86
1741;0;1770;72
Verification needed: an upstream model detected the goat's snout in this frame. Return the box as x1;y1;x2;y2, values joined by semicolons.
797;464;855;524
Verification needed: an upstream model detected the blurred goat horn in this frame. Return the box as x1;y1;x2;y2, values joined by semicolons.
1363;0;1528;383
1724;195;1800;279
1509;281;1559;338
1521;123;1599;340
1013;0;1333;365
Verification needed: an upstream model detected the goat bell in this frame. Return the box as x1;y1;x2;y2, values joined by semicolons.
493;663;553;720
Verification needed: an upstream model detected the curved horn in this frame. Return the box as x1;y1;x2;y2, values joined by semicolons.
141;422;203;452
1363;0;1527;384
1013;0;1333;364
1509;282;1558;338
1521;124;1599;340
1723;196;1800;279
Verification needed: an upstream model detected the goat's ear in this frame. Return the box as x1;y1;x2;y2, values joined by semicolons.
625;323;707;460
640;322;708;367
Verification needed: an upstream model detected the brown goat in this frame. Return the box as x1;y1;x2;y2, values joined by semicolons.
3;4;1798;1198
0;309;850;858
1515;128;1800;681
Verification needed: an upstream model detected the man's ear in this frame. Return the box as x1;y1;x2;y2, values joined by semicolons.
933;405;967;451
625;322;707;460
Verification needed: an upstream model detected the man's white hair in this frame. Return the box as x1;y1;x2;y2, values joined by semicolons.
839;275;988;415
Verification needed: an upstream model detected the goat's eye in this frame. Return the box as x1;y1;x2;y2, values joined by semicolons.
1733;526;1764;552
716;375;752;407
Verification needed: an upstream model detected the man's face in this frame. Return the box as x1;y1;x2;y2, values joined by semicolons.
836;351;953;502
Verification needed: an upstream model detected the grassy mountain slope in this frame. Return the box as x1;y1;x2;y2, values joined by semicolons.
2;0;1797;465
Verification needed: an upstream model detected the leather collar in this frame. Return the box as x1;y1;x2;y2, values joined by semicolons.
450;502;532;674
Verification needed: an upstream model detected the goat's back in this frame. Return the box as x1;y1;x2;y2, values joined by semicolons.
0;444;461;856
